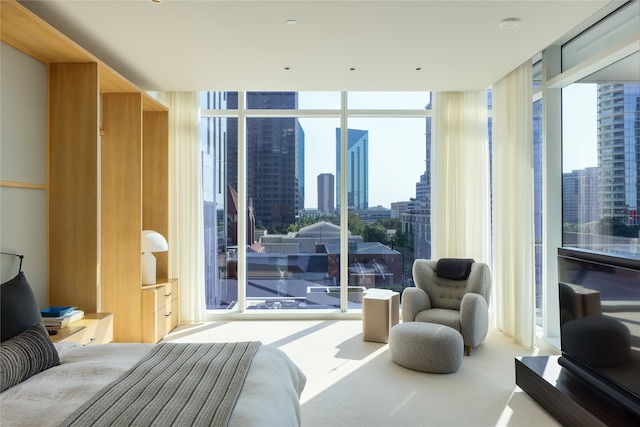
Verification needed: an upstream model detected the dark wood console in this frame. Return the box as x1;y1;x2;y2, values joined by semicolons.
515;356;639;426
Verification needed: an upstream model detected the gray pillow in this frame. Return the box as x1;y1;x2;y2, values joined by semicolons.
0;322;60;392
1;272;43;342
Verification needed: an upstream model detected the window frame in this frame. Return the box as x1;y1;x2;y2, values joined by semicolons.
201;92;433;320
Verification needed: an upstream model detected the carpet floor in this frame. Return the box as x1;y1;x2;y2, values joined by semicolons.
165;320;560;427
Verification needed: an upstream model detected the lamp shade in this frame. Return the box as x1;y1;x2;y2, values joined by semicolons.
141;230;168;285
141;230;168;253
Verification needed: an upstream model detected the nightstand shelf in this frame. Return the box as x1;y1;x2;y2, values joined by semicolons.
49;312;113;346
142;278;178;343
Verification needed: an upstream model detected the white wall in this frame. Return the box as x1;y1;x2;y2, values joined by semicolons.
0;41;48;308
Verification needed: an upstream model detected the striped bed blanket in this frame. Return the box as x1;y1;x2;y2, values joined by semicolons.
61;341;261;427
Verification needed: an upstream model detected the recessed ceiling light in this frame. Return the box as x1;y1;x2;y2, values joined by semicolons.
416;67;422;71
349;67;356;71
286;19;298;25
284;67;291;71
498;17;521;30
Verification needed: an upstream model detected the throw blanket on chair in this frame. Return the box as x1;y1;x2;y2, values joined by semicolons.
436;258;475;280
61;341;261;427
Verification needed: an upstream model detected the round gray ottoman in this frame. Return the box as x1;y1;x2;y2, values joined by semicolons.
389;322;463;373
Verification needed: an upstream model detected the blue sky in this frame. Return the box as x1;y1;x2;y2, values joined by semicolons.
562;83;598;173
299;92;429;209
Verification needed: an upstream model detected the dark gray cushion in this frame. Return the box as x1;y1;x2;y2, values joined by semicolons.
0;323;60;392
436;258;475;280
1;272;43;342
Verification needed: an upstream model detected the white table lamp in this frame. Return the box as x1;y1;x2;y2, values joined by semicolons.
141;230;168;285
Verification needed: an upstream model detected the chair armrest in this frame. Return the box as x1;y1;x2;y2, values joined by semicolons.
401;287;431;322
459;293;489;347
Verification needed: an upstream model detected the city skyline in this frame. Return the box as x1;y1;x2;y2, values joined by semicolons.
201;88;634;212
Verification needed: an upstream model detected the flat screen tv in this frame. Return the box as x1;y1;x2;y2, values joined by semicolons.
557;247;640;419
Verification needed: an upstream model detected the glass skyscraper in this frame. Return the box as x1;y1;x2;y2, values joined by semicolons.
226;92;304;233
336;128;369;210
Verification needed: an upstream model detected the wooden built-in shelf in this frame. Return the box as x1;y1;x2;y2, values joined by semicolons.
1;0;171;343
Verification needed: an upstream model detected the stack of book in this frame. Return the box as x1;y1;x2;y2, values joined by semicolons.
42;309;85;331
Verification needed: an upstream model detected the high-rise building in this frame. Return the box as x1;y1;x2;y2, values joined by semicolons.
226;92;304;233
297;121;306;211
410;173;431;260
597;83;640;225
402;94;432;260
563;167;600;224
317;173;335;214
336;128;368;210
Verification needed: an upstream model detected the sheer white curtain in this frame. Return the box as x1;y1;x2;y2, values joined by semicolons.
491;61;534;347
431;90;490;264
156;92;206;323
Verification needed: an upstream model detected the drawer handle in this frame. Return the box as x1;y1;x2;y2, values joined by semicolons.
82;338;96;347
165;292;172;297
165;311;172;317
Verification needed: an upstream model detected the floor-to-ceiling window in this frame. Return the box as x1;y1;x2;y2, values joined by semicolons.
537;0;639;347
201;92;438;313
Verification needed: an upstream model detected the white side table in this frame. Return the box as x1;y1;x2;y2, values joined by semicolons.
362;289;399;343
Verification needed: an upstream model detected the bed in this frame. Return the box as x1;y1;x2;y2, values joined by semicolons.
0;271;306;427
1;339;306;427
0;343;305;426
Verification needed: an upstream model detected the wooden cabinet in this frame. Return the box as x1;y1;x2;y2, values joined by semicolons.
50;313;113;346
168;281;179;333
142;279;179;343
1;1;170;343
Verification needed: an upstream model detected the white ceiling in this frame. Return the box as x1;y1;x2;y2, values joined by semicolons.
19;0;620;92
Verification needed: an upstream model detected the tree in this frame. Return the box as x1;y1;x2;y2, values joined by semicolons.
285;224;298;233
395;230;409;248
378;218;401;230
348;213;364;236
362;222;389;243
